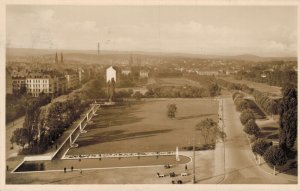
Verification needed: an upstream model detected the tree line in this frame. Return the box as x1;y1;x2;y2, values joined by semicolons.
232;86;297;175
218;79;280;116
234;66;297;87
144;83;221;98
10;79;106;154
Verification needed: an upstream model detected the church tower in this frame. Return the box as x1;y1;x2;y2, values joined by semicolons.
55;52;58;64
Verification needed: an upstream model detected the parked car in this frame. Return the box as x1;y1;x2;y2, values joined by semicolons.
172;180;183;184
181;172;188;176
169;172;176;177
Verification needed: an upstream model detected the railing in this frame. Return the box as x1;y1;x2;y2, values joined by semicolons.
52;103;100;159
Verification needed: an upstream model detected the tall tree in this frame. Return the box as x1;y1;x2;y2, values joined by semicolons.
167;104;177;118
240;109;255;125
263;145;287;175
243;119;260;137
252;139;272;165
279;84;297;157
196;118;225;145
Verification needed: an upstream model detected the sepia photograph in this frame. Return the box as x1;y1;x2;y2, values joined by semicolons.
1;0;299;190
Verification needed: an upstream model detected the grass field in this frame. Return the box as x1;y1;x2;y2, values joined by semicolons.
153;77;203;87
257;119;279;142
68;99;218;155
219;76;282;97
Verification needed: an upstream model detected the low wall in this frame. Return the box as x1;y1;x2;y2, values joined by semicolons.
24;155;53;161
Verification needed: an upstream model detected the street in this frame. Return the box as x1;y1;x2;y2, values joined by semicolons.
221;97;295;184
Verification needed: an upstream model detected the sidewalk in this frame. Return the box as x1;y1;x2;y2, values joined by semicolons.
258;158;297;182
244;131;297;182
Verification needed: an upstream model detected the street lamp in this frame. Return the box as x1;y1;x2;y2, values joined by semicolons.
192;136;196;184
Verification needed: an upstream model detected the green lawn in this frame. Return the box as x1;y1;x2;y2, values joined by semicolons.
68;99;218;155
219;76;282;97
256;119;279;142
154;77;203;87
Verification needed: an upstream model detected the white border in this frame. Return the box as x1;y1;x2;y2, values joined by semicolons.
0;1;299;191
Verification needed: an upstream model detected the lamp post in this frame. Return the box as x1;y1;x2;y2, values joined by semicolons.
192;136;196;184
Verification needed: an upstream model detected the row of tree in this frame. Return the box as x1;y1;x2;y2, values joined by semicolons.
11;96;91;154
232;93;287;175
232;89;297;175
218;79;280;116
144;83;221;98
6;93;52;124
217;79;254;94
9;79;105;154
234;67;297;87
252;90;280;117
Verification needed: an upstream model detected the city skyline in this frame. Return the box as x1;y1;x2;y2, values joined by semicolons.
6;5;297;57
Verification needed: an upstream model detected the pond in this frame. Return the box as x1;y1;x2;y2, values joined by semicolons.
15;155;190;172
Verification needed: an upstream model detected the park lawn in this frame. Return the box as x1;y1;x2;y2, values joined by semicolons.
244;99;266;119
219;76;282;97
256;119;279;143
154;77;203;88
68;98;218;155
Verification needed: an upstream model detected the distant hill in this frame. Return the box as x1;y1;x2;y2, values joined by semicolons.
6;48;297;63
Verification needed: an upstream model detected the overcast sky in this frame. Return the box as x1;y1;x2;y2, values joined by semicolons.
6;5;297;57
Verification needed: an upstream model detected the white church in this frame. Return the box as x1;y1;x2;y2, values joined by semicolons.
106;66;117;83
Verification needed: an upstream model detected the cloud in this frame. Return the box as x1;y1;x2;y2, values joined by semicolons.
6;7;297;57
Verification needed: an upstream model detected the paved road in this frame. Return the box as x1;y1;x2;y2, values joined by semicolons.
6;116;25;159
221;97;295;184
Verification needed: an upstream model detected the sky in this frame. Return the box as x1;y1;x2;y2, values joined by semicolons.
6;5;297;57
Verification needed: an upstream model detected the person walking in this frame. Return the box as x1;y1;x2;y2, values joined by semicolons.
80;169;82;175
64;167;66;173
71;166;74;172
185;164;187;171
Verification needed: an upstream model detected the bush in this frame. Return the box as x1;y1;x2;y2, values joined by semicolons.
243;119;260;137
132;91;143;100
252;139;272;156
240;110;255;125
236;99;249;112
167;104;177;118
263;146;287;170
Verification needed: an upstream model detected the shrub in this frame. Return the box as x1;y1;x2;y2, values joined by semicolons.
252;139;273;156
263;145;287;174
243;119;260;137
236;99;249;112
240;110;255;125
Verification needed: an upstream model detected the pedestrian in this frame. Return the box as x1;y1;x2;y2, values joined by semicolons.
185;164;187;171
64;167;66;173
6;165;9;171
80;169;82;175
71;166;74;172
55;145;58;150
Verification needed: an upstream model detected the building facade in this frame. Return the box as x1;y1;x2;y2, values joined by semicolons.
11;70;27;94
65;72;79;90
6;70;13;94
106;66;117;82
139;70;149;78
121;69;131;76
26;72;52;97
26;72;66;97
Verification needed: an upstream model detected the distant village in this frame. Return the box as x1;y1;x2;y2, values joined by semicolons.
6;50;297;98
